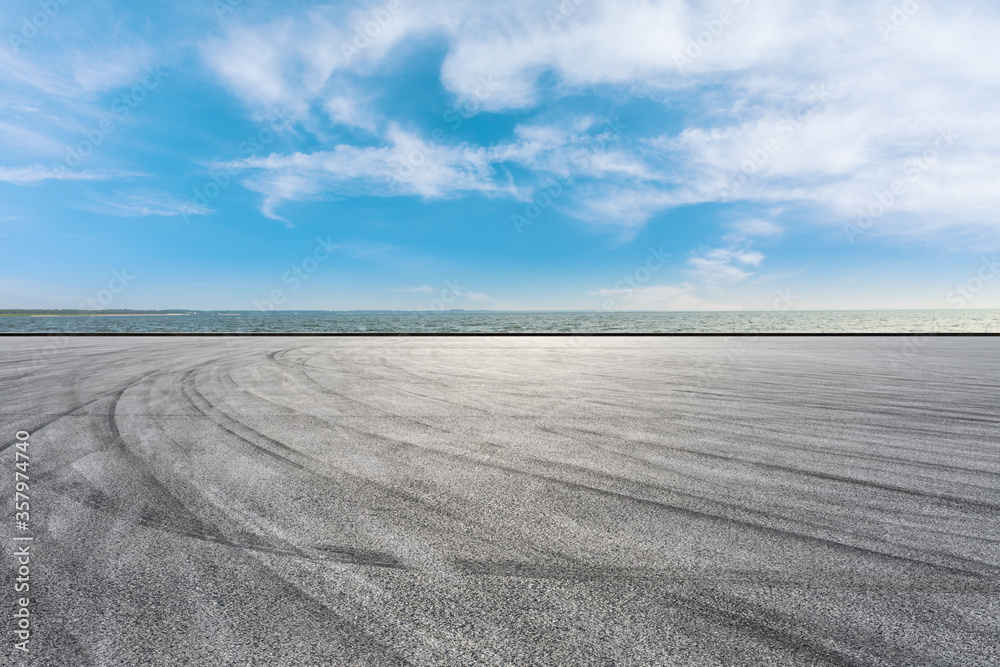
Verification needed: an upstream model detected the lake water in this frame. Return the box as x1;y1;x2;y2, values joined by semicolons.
1;310;998;333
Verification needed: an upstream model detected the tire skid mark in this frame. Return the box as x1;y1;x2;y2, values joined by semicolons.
696;412;1000;469
281;345;455;392
101;364;424;662
662;415;1000;477
267;348;414;416
0;370;40;383
218;375;999;580
537;449;1000;572
268;343;516;426
381;384;494;415
187;359;478;526
638;435;1000;512
742;393;1000;429
565;404;1000;465
0;368;163;453
565;395;1000;468
451;557;998;592
551;423;1000;511
106;390;416;572
659;587;910;667
103;374;256;549
281;389;1000;578
43;472;374;565
242;347;1000;578
220;362;610;568
179;363;310;471
225;358;998;578
220;360;588;562
198;345;1000;580
544;425;1000;550
191;481;515;667
268;345;486;416
479;455;995;579
672;382;1000;431
167;477;416;663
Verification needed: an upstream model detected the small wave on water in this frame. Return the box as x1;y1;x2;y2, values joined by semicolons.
1;310;998;333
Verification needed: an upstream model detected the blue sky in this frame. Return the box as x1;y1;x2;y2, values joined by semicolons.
1;0;998;311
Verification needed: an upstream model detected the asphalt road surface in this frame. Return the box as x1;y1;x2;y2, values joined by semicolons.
1;336;998;666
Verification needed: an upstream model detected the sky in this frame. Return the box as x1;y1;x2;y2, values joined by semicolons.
1;0;999;311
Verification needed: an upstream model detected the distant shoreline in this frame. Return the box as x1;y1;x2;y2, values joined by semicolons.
22;313;193;318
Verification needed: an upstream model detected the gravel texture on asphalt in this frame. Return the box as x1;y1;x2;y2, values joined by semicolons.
1;335;998;666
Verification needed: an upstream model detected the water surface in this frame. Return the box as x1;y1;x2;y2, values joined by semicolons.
1;310;998;333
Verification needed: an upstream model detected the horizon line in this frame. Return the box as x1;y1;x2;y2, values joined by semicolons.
2;308;999;315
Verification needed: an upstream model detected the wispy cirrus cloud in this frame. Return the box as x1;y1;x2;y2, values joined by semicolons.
728;217;783;239
392;285;434;293
588;283;741;311
0;164;136;185
689;247;764;284
76;189;212;218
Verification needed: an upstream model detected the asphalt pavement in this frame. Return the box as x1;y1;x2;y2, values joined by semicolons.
1;335;998;665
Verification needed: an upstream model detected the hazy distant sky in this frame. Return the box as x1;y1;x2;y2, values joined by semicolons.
2;0;998;310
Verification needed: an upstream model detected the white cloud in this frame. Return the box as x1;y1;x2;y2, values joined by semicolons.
0;164;129;185
226;125;503;219
197;0;1000;243
687;245;766;285
230;115;660;222
0;17;156;99
587;225;772;310
439;0;693;110
393;285;434;293
203;23;306;114
77;190;212;218
590;283;739;311
324;93;378;132
0;119;65;156
730;218;783;238
201;3;433;119
323;241;398;258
